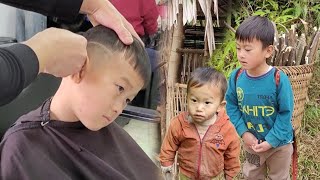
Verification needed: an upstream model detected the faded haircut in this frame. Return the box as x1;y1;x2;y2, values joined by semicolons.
236;16;275;48
187;67;227;101
80;25;151;88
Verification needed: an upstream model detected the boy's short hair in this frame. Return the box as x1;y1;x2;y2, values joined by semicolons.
80;25;151;87
187;67;227;101
236;16;275;48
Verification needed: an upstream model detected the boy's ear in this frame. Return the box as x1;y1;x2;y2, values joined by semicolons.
217;100;227;112
71;57;89;84
265;45;274;58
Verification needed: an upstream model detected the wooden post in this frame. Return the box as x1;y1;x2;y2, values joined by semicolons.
167;4;184;86
165;4;184;135
158;29;173;142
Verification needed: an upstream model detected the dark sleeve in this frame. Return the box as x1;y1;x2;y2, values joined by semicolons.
0;0;83;21
0;44;39;106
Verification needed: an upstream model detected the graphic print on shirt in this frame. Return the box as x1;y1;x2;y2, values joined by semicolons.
236;87;276;139
236;87;244;101
211;133;225;149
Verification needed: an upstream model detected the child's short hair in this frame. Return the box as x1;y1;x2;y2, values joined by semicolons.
81;25;151;87
187;67;227;101
236;16;275;48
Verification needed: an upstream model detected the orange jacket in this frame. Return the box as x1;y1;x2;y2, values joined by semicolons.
160;111;240;179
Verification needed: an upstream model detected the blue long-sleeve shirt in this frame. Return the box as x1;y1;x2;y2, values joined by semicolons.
226;67;294;148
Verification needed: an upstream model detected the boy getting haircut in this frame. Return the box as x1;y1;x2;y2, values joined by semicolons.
160;67;240;180
226;16;294;180
79;25;151;88
0;25;162;180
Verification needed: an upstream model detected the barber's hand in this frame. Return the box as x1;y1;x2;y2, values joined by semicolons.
80;0;143;45
252;141;272;153
23;28;87;77
242;132;258;149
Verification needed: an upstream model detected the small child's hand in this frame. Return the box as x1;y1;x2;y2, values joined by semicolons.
252;141;272;153
225;174;233;180
161;165;173;174
161;165;174;180
242;132;258;149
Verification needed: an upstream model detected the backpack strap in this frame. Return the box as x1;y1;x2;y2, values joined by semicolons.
274;67;280;87
235;68;244;81
234;68;244;87
292;134;298;180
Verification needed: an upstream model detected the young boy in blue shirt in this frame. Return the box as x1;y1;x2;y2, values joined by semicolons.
225;16;294;179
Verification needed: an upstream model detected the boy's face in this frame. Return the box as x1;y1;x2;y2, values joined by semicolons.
187;84;225;124
236;38;273;71
71;52;144;131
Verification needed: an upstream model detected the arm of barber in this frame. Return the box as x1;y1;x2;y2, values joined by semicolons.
0;0;83;21
0;0;141;106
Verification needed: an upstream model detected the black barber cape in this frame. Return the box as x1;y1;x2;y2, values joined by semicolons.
0;99;163;180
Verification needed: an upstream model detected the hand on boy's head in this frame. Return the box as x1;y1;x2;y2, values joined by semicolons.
251;141;272;153
81;0;144;46
24;28;87;77
242;132;258;149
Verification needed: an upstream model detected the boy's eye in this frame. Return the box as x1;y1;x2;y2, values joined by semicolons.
236;47;240;50
205;102;212;105
245;49;252;52
191;99;197;102
117;85;124;93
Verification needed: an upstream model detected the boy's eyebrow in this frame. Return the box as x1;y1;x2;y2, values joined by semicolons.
202;96;214;101
236;42;253;47
121;77;133;88
189;93;214;100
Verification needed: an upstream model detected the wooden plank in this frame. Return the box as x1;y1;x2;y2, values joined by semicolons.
176;48;205;54
287;26;296;66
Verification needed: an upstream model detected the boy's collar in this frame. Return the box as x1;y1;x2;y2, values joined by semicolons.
40;97;53;126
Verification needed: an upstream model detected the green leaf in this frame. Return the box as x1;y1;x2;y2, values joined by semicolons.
268;0;279;11
293;2;302;17
274;15;295;23
310;4;320;11
282;8;295;15
253;10;267;16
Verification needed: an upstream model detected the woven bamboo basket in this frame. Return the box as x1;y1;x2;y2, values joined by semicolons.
168;64;314;135
167;83;188;123
276;63;314;134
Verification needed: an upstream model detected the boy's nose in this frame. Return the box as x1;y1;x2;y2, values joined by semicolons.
238;50;245;59
196;104;204;111
112;100;126;117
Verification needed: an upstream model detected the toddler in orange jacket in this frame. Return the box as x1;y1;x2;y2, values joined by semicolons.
160;67;241;180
